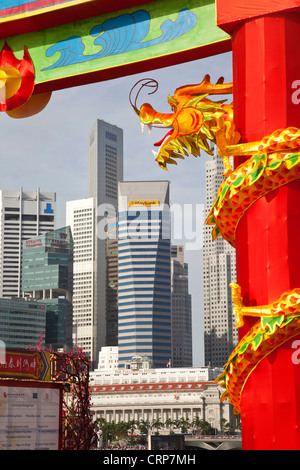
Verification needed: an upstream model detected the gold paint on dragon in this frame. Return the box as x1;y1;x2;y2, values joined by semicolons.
129;74;239;176
217;283;300;414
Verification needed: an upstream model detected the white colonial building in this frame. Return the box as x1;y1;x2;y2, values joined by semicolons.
89;349;234;433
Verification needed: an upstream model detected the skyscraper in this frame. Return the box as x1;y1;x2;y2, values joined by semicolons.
118;181;172;369
66;197;96;362
21;226;73;351
88;119;123;357
0;188;56;298
106;217;118;346
171;245;192;367
202;147;238;367
88;119;124;211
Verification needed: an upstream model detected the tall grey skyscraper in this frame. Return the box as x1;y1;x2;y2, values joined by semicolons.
202;147;238;367
88;120;123;360
171;245;192;368
0;188;56;298
118;181;171;369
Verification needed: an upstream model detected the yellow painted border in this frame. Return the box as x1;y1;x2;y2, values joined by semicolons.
0;0;94;24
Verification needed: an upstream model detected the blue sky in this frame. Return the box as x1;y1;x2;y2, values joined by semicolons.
0;51;233;365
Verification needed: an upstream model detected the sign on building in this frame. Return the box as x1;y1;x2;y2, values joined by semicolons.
0;380;62;450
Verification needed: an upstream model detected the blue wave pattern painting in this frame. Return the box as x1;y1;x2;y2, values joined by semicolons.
42;9;197;70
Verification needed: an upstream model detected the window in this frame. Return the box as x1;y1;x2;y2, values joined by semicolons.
22;214;37;221
106;131;117;142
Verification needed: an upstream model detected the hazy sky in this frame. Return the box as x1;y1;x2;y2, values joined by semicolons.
0;51;233;365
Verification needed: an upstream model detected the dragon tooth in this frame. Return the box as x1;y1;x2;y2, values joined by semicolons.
140;123;145;133
147;124;152;135
152;150;158;158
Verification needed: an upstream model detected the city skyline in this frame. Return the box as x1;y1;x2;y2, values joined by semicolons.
0;51;233;365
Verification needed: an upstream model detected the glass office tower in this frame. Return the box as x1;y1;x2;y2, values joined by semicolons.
21;226;73;351
0;298;46;349
118;181;171;369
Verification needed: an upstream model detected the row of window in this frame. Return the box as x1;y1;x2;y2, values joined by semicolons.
4;214;54;221
119;287;170;293
119;294;170;301
118;277;170;284
118;254;170;261
118;248;170;255
119;268;170;276
118;240;170;247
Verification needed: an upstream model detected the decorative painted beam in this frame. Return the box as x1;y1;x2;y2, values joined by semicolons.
0;0;230;95
0;0;158;38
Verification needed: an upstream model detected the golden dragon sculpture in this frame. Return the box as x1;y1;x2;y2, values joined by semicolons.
130;75;300;414
130;74;239;176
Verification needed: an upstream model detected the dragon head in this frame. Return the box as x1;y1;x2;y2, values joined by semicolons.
130;75;235;171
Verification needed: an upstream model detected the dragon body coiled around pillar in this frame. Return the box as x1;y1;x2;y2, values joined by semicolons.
131;75;300;413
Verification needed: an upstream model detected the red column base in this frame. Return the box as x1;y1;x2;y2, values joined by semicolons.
241;335;300;450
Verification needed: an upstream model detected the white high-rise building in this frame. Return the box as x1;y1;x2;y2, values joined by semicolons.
66;197;96;362
88;120;123;358
202;147;238;367
0;188;56;298
171;245;192;368
66;120;123;364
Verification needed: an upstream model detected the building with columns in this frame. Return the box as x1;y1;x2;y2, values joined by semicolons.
89;350;235;433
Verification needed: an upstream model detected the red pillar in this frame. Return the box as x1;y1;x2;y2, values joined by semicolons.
218;9;300;449
234;14;300;450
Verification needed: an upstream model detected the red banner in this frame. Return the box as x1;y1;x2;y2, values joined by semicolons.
0;349;51;381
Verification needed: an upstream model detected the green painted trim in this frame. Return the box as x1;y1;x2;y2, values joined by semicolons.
1;0;229;88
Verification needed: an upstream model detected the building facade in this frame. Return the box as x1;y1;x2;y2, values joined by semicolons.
90;363;233;433
66;197;96;362
0;188;56;298
118;181;172;369
21;226;73;350
106;218;118;346
88;119;123;358
0;298;46;349
171;245;192;368
202;147;238;367
96;346;119;371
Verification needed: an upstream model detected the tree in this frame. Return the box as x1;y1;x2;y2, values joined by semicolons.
127;419;137;443
151;417;163;435
29;334;98;450
164;418;175;434
50;346;98;450
175;416;190;434
195;419;215;435
138;419;151;438
192;415;202;434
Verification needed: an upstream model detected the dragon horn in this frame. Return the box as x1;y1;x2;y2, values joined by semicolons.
173;74;233;100
129;78;159;114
